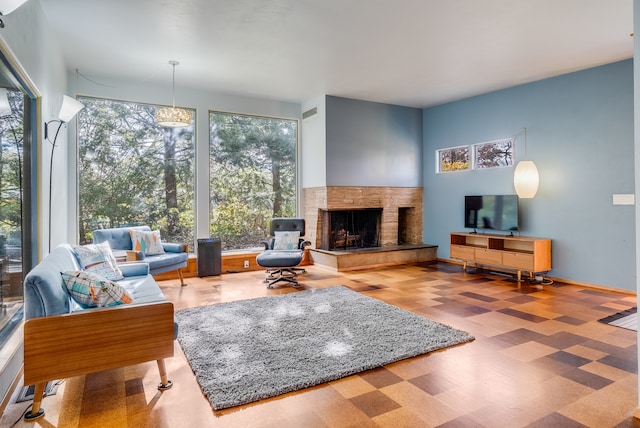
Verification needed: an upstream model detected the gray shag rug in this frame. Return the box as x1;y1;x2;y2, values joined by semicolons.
175;285;474;410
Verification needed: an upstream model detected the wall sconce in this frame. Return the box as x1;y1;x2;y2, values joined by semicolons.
0;0;29;28
513;127;539;198
44;95;85;253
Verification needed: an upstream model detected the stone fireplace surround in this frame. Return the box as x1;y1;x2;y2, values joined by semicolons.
304;186;423;248
303;187;436;270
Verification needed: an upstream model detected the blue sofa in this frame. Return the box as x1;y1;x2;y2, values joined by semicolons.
92;225;188;285
22;243;175;421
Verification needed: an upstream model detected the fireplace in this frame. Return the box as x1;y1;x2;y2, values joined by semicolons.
303;186;423;250
320;209;382;250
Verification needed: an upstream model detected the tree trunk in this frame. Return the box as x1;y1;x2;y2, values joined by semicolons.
163;129;179;237
272;158;282;217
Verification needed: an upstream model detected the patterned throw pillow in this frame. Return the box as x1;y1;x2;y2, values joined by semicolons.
129;229;165;255
273;231;300;250
61;270;133;308
73;241;124;281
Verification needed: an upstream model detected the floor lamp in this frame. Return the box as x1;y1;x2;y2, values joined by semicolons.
44;95;84;252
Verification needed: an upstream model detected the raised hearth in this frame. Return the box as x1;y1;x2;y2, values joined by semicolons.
304;186;429;270
304;186;423;248
309;244;437;271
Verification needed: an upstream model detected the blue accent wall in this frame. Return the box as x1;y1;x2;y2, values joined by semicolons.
423;60;635;291
326;96;422;187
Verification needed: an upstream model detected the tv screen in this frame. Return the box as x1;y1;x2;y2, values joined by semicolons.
465;195;519;232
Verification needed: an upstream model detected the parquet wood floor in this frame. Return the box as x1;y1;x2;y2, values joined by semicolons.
2;262;639;427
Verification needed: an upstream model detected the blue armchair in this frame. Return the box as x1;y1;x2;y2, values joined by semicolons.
92;225;188;286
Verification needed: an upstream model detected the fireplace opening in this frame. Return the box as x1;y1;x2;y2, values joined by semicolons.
398;207;415;245
320;209;382;251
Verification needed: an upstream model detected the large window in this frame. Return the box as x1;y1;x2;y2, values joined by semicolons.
209;112;297;251
0;87;27;339
77;97;195;247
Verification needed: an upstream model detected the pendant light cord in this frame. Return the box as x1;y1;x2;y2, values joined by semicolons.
170;60;179;108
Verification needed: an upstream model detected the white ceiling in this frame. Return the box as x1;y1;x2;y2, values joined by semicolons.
39;0;633;109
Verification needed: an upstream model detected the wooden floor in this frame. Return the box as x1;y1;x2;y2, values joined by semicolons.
2;262;639;427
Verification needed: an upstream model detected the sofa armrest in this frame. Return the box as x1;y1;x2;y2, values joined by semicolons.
24;301;174;386
162;243;187;253
119;262;150;277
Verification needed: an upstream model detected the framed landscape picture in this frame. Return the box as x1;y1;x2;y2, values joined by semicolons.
436;146;470;173
473;138;513;169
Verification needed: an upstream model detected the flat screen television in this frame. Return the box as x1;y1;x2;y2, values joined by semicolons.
464;195;519;232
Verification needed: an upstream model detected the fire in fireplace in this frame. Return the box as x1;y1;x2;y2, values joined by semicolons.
320;209;382;250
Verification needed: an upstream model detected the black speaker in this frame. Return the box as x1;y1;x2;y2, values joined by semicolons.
197;238;221;277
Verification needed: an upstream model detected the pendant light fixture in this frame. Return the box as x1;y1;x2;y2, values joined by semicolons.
513;127;539;198
155;60;192;128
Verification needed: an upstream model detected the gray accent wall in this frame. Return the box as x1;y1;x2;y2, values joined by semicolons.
423;60;635;291
325;96;422;187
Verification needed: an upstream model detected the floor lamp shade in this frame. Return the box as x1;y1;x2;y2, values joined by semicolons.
513;160;539;198
0;0;29;15
58;95;85;123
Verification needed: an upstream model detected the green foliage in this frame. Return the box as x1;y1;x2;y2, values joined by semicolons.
78;97;195;246
0;90;24;255
78;99;298;253
210;112;297;251
441;160;470;172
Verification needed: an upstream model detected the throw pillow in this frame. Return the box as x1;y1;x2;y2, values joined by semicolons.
129;229;165;255
61;270;133;308
273;231;300;250
73;241;124;281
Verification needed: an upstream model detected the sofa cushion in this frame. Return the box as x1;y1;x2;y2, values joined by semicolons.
143;252;189;271
73;241;124;280
130;229;165;255
62;270;133;308
117;274;169;305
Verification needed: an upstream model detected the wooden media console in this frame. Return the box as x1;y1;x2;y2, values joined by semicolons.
450;232;551;281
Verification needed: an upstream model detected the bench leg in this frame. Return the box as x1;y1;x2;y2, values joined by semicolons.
157;359;173;391
24;383;46;421
177;269;185;286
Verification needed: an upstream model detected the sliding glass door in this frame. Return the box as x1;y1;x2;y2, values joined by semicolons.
0;51;34;344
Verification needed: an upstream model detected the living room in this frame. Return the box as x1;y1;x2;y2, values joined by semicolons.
0;0;638;426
